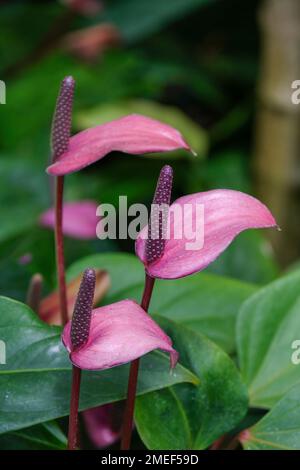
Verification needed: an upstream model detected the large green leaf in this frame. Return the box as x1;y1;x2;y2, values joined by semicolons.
241;384;300;450
0;296;196;434
0;421;67;450
68;253;256;353
237;269;300;408
135;317;248;449
135;388;191;450
76;100;208;158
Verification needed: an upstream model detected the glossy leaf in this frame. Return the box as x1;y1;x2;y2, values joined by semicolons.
0;296;197;434
240;384;300;450
135;317;248;449
0;422;67;450
207;231;279;285
135;388;191;450
68;252;257;353
237;268;300;408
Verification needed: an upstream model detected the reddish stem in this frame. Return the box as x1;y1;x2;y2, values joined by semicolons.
121;273;155;450
55;175;68;326
67;365;82;450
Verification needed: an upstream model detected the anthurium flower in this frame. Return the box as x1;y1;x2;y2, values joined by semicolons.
62;299;178;370
39;200;99;239
47;114;191;176
136;189;277;279
39;270;110;325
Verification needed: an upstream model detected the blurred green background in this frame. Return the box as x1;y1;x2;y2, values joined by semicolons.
0;0;289;301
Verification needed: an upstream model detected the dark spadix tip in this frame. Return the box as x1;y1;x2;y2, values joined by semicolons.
51;76;75;162
70;268;96;351
145;165;173;265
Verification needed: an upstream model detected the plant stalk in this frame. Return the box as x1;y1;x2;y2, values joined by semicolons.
55;175;68;326
121;273;155;450
67;365;82;450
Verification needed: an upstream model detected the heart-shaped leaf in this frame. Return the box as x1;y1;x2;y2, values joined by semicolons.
68;253;256;353
135;317;248;450
0;296;196;434
237;268;300;408
240;383;300;450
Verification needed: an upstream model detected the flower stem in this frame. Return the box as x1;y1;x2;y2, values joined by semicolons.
55;175;68;326
121;273;155;450
67;365;82;450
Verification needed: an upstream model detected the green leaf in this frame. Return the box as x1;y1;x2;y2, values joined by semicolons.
241;383;300;450
75;100;208;158
201;151;251;193
207;231;279;285
0;421;67;450
237;268;300;408
68;253;257;354
101;0;215;42
135;317;248;449
0;157;48;243
0;296;197;434
135;388;191;450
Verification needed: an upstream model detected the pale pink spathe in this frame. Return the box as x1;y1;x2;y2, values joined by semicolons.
39;200;99;239
62;299;178;370
47;114;191;176
136;189;277;279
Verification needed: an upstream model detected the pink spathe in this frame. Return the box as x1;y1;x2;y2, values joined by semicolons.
62;299;178;370
136;189;277;279
83;403;124;448
47;114;191;176
40;200;98;239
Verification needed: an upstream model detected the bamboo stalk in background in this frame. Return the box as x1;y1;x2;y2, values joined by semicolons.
254;0;300;267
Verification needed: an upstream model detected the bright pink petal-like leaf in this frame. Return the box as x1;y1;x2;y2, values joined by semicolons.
83;403;124;448
62;299;178;370
136;189;277;279
47;114;191;176
39;200;99;239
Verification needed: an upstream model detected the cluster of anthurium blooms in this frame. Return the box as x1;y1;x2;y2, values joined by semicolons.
43;76;277;450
